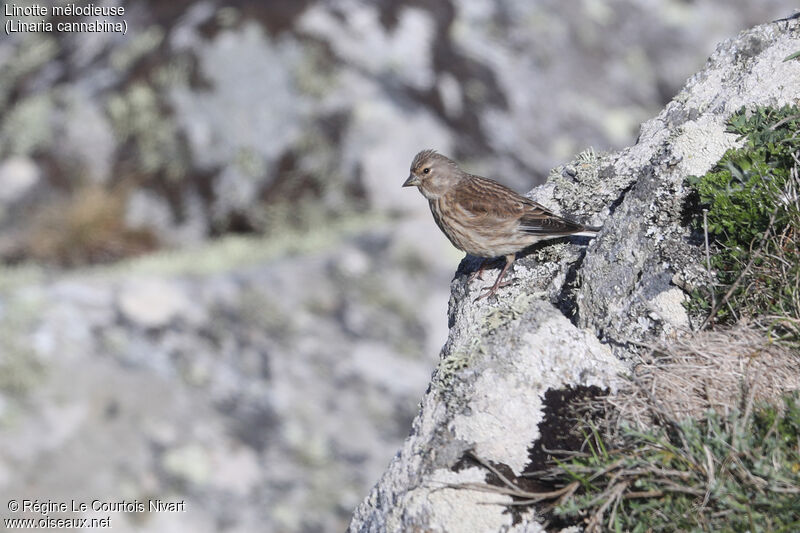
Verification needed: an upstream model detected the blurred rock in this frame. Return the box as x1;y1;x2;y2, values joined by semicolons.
0;216;447;532
57;88;116;184
117;278;194;328
125;189;175;237
162;444;213;486
0;157;39;203
0;0;795;258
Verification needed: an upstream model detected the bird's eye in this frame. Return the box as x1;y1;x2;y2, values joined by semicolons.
423;167;431;174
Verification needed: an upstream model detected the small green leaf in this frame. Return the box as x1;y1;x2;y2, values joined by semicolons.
783;50;800;62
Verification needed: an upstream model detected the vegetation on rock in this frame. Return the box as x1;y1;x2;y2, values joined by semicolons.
545;393;800;532
686;105;800;343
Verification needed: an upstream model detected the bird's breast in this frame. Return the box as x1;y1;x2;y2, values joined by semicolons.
428;198;487;256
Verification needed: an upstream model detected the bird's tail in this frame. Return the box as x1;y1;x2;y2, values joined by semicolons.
572;224;602;238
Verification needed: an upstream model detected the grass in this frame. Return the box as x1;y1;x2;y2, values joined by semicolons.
454;391;800;532
545;392;800;532
607;326;800;427
686;105;800;343
0;210;390;293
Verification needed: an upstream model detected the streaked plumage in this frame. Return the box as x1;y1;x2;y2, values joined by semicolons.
403;149;600;298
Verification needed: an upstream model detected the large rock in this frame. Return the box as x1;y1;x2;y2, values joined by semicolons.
348;19;800;532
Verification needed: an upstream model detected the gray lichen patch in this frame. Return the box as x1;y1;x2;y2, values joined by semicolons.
448;300;624;474
2;93;55;156
543;149;614;219
107;82;189;181
670;115;742;177
0;291;46;398
404;467;519;532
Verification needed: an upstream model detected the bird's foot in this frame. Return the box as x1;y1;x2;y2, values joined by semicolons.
473;278;514;301
467;257;505;284
471;254;516;302
468;261;487;282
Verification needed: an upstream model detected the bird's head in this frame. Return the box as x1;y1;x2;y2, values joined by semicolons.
403;149;461;199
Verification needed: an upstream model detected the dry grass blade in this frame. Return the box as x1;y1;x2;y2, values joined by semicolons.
623;489;664;499
700;207;779;330
769;113;800;130
609;325;800;427
700;444;715;508
586;481;628;533
440;478;581;504
466;452;520;492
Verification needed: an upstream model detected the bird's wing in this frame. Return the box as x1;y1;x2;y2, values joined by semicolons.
517;208;585;235
451;175;528;220
453;175;585;234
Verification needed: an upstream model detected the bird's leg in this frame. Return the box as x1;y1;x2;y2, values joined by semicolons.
476;254;515;300
468;259;488;282
469;257;507;283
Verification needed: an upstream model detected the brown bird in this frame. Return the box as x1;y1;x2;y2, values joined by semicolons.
403;149;601;299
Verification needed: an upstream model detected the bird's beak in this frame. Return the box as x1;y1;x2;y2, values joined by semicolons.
403;174;421;188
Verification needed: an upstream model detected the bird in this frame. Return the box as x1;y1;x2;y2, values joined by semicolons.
402;149;601;299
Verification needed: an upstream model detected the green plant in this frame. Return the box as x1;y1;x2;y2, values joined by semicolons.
784;50;800;62
456;393;800;532
544;393;800;532
686;105;800;339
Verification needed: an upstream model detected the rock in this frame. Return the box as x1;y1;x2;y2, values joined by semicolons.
162;444;212;486
647;287;690;331
124;189;175;238
349;342;432;397
576;19;800;348
56;88;116;184
207;442;262;496
348;19;800;532
344;97;454;213
117;278;193;328
0;157;39;203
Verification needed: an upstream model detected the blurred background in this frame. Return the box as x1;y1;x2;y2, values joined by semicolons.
0;1;796;531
